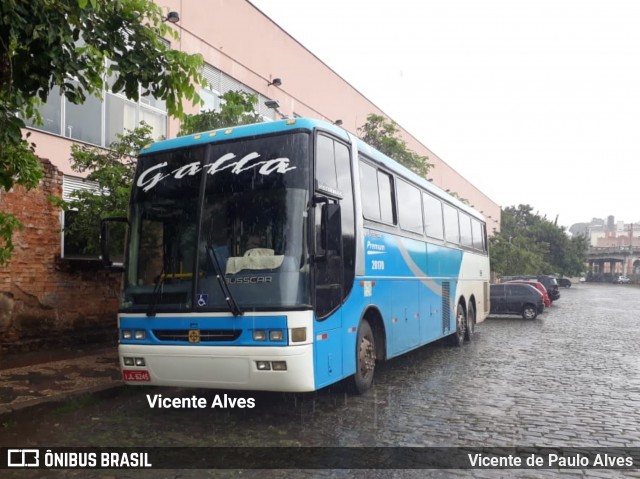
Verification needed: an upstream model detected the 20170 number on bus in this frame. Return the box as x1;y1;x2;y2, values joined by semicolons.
101;118;490;394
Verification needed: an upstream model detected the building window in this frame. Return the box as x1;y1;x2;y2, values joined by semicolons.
200;88;221;112
36;85;63;135
61;175;101;259
65;81;103;145
204;63;277;120
201;64;222;112
27;74;168;147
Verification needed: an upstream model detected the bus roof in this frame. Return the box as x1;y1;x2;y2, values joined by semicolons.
140;117;484;222
139;118;349;155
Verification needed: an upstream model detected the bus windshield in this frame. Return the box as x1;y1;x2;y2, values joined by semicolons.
122;132;311;313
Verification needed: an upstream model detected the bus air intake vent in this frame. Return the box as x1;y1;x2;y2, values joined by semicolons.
442;281;450;334
153;330;241;342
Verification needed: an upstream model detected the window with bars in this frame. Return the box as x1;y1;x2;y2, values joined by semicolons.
61;175;101;259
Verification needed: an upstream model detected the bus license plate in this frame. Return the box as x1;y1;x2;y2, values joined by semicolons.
122;370;151;382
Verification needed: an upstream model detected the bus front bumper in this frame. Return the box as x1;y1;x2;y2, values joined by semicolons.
119;343;315;392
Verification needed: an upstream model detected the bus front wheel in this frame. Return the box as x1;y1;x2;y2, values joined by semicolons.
348;320;376;394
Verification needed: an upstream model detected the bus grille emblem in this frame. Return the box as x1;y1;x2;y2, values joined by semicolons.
188;330;201;343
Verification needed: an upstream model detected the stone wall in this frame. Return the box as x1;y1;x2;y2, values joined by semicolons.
0;159;121;353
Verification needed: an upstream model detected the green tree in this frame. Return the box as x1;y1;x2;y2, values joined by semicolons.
178;91;262;136
0;0;205;265
56;91;264;253
490;204;588;276
357;114;432;178
53;124;154;256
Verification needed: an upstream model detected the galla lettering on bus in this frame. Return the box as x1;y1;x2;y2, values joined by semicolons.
137;152;296;192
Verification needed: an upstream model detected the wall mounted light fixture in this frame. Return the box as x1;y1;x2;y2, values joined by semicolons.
265;100;287;119
267;78;282;87
163;11;180;23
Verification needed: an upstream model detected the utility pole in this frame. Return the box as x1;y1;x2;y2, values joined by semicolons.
625;222;633;277
630;222;634;278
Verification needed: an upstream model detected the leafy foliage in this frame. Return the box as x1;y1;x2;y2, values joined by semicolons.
0;0;205;265
56;92;266;255
490;205;589;276
52;124;154;255
0;212;24;265
178;91;263;136
357;114;432;178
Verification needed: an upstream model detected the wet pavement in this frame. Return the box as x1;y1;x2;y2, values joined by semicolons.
0;345;121;415
1;284;639;478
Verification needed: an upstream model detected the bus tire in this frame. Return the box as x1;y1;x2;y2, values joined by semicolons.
465;303;475;342
448;303;466;347
348;320;376;394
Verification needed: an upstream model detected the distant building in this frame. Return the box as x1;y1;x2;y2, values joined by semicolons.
576;216;640;280
571;216;640;247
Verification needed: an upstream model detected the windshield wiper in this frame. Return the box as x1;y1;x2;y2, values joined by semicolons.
207;246;243;317
146;263;166;317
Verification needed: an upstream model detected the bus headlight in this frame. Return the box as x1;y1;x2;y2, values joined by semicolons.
122;330;132;340
134;330;146;340
253;330;267;341
269;330;284;341
291;327;306;343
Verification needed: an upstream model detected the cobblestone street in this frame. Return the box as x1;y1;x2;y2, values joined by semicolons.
2;283;639;478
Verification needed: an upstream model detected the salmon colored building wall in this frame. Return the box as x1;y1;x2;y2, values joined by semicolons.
31;0;501;232
5;1;500;351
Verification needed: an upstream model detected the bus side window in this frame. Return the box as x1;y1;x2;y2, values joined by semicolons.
377;170;396;225
423;193;444;240
359;161;380;221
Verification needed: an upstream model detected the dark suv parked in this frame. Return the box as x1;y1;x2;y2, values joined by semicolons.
490;283;545;320
557;277;572;288
502;275;560;301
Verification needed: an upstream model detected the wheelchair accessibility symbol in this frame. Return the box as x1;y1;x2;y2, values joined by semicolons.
197;294;208;307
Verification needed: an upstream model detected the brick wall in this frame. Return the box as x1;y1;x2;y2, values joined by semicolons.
0;158;121;353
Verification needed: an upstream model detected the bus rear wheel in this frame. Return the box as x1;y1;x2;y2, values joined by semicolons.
448;303;466;347
348;320;376;394
465;303;475;342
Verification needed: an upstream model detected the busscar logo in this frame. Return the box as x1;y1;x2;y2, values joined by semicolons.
8;449;39;467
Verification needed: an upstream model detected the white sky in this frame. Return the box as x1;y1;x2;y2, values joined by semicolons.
250;0;640;229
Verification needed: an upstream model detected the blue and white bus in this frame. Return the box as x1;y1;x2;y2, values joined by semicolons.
103;118;490;394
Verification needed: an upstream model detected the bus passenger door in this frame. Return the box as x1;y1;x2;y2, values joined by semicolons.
313;201;344;319
312;134;357;388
